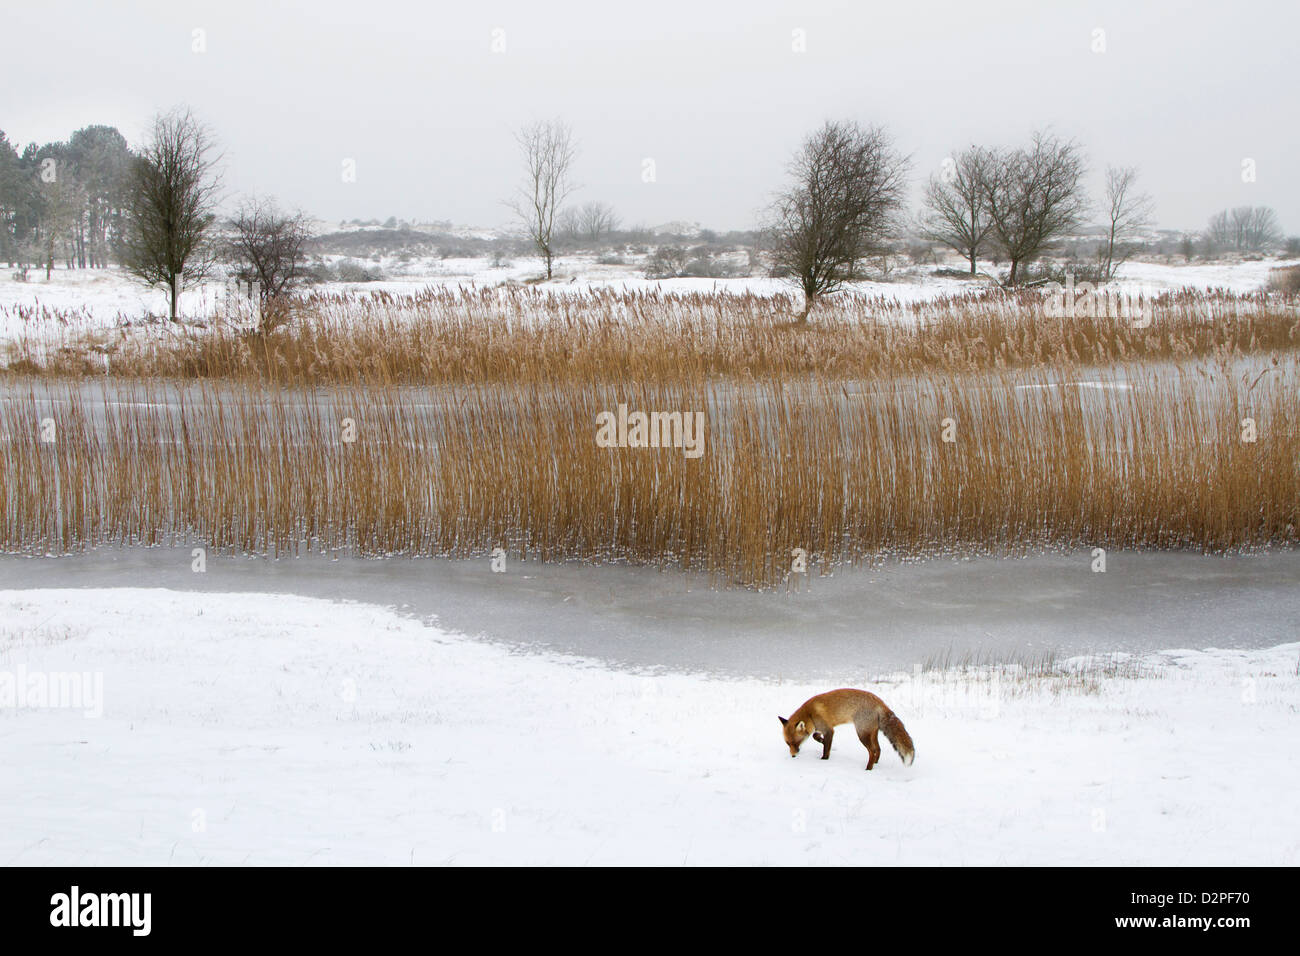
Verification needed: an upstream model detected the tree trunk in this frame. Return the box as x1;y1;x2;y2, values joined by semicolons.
797;292;815;323
170;276;179;321
969;251;977;274
1008;259;1018;286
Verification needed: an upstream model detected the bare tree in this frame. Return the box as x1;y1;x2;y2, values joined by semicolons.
1235;206;1283;251
768;120;909;320
919;146;995;275
225;197;312;328
1205;209;1231;253
983;131;1088;285
1230;207;1255;251
1098;165;1154;280
577;201;619;244
507;120;577;279
37;173;84;280
120;109;221;320
555;206;582;243
644;245;689;279
1206;206;1284;253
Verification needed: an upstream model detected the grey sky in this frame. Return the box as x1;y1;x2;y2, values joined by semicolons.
5;0;1296;234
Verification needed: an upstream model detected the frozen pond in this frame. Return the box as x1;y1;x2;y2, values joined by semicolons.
2;545;1295;679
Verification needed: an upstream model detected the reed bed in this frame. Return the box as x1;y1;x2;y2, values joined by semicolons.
5;285;1300;385
2;359;1295;587
914;647;1164;698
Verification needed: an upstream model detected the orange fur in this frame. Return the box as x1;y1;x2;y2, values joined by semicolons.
779;688;915;770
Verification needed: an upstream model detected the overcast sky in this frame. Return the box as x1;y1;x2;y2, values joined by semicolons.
4;0;1296;234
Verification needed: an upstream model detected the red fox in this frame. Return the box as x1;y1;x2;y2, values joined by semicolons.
779;688;915;770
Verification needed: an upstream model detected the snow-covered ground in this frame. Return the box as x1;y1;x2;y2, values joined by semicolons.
3;587;1296;866
3;255;1296;345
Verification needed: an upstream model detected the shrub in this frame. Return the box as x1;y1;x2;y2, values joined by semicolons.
335;259;383;282
645;246;689;279
1009;259;1108;287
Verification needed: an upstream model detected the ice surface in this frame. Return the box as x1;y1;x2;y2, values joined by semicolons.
2;546;1296;679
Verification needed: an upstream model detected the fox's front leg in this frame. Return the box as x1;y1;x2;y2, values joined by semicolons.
818;728;833;759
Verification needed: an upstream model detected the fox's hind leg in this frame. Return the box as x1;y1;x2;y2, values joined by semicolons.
856;718;882;771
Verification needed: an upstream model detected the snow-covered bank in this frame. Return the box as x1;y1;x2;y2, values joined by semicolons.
3;256;1296;341
2;588;1296;866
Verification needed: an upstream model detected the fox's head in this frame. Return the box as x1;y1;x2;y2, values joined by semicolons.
778;715;810;757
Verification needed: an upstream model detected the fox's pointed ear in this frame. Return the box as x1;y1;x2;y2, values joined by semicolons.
778;716;788;726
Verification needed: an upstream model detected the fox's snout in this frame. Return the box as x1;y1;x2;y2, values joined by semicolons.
780;715;806;757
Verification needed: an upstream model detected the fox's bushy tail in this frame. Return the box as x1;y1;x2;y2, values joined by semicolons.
880;709;915;766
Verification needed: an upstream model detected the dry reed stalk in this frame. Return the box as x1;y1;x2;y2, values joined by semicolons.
5;286;1300;386
2;358;1295;587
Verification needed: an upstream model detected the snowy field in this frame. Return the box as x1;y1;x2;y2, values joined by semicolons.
3;587;1296;866
4;251;1297;866
2;255;1297;344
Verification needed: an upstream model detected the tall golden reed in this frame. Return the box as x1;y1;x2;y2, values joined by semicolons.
2;359;1295;587
4;285;1299;385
